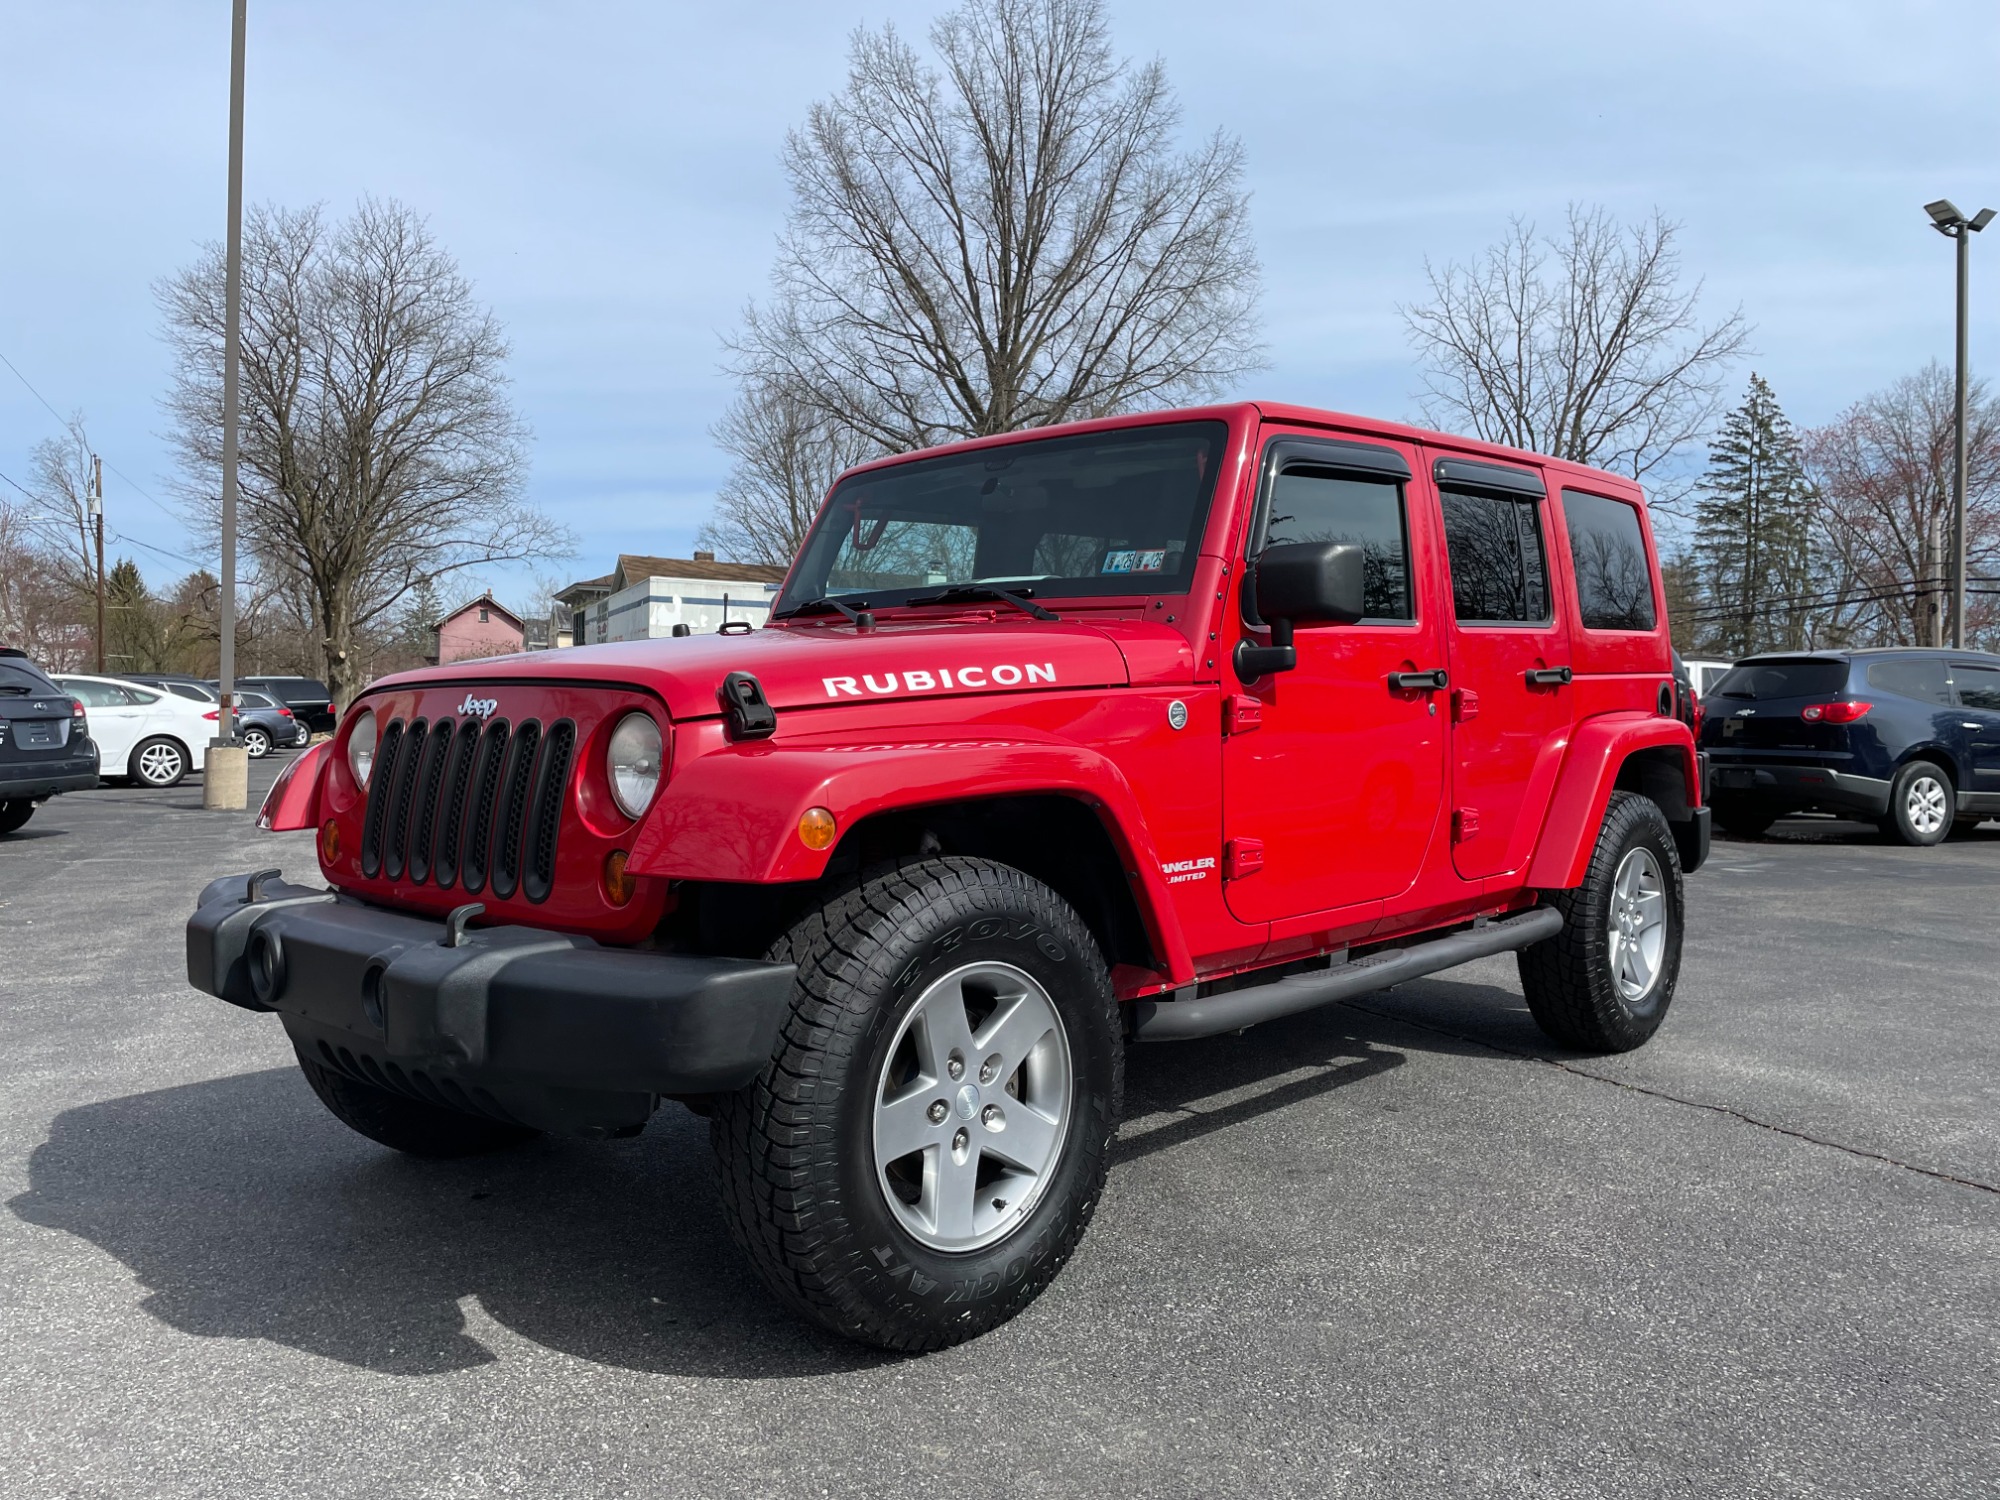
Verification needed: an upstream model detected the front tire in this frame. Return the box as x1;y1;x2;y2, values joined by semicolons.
1879;761;1951;847
1519;790;1684;1052
0;800;35;835
129;736;188;788
713;856;1122;1351
294;1045;541;1157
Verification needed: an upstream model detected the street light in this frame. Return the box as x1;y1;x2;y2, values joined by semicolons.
1925;198;1995;650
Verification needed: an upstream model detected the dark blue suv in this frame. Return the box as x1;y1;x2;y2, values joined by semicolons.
1700;648;2000;845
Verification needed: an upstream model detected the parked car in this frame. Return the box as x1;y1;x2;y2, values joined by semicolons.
231;676;335;734
51;673;214;789
0;649;99;833
124;672;219;704
234;689;311;757
1701;647;2000;844
190;401;1706;1351
1683;657;1734;699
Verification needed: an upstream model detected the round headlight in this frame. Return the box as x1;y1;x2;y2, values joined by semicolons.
606;712;663;820
347;708;377;789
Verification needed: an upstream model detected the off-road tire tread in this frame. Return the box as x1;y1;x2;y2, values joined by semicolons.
1518;790;1683;1053
294;1045;541;1158
712;855;1121;1352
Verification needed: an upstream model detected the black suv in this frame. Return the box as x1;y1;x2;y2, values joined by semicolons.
233;676;335;734
1700;648;2000;845
0;649;100;834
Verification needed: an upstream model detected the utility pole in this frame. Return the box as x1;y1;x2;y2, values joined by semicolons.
1925;199;1995;649
90;454;105;672
205;0;250;810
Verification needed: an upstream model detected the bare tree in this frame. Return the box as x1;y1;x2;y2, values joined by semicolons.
1403;207;1748;508
731;0;1263;457
21;415;100;597
1802;362;2000;647
700;378;883;565
158;198;571;706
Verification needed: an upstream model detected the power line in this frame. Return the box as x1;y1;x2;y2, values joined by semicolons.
0;343;186;529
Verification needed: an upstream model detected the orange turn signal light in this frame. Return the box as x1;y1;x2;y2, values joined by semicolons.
319;819;341;864
602;849;636;906
798;806;837;851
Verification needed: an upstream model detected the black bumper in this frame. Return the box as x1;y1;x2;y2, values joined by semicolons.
186;872;798;1136
0;752;100;800
1707;760;1891;816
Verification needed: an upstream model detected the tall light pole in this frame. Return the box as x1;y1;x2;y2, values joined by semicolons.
204;0;250;810
1925;199;1995;650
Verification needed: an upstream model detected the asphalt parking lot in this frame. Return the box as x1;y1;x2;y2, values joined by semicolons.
2;769;1996;1499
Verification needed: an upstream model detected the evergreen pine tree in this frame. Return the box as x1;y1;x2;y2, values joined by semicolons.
1693;374;1815;656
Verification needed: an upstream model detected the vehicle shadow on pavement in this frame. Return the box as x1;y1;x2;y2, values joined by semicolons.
9;1067;886;1381
1117;1015;1409;1165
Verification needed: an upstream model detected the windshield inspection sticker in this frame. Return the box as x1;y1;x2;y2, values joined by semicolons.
1160;856;1216;885
1101;549;1166;574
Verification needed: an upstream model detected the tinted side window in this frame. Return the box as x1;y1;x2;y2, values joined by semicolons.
1561;490;1655;630
60;680;122;707
1865;658;1951;704
1440;492;1549;624
1953;664;2000;711
1260;469;1412;621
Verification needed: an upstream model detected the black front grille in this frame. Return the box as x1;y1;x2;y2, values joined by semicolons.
359;713;572;902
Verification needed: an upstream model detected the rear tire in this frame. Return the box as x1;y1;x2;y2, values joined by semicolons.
294;1045;541;1158
712;856;1122;1351
0;800;35;835
241;726;272;758
129;736;188;788
1519;790;1684;1053
1879;761;1951;847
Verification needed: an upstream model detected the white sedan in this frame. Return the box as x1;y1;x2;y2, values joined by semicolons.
51;674;215;789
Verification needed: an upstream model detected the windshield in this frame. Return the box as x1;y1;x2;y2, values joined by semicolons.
1712;659;1850;700
777;421;1229;613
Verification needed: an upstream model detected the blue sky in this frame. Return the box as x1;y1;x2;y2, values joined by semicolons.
4;0;1998;607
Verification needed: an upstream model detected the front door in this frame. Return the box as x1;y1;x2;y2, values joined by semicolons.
1222;433;1448;923
1429;459;1573;881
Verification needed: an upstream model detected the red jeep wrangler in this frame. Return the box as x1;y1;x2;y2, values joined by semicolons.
189;404;1705;1350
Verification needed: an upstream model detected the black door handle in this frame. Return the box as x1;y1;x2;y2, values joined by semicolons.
1389;669;1448;691
1525;667;1573;686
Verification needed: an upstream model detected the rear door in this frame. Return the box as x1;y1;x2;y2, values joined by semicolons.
1221;431;1448;922
1947;661;2000;809
1427;457;1572;880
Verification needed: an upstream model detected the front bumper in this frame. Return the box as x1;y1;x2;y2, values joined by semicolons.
1707;759;1891;816
186;871;798;1135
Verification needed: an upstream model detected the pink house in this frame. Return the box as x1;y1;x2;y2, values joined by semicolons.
430;592;525;665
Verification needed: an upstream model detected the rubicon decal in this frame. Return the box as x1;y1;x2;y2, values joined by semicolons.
1160;856;1216;885
822;663;1057;698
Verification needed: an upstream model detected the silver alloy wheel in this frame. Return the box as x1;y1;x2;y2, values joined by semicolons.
1606;847;1667;1004
871;961;1072;1253
137;741;184;786
1905;774;1948;835
242;727;270;758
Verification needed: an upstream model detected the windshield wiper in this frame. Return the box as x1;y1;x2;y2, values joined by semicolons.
774;595;872;623
902;585;1057;621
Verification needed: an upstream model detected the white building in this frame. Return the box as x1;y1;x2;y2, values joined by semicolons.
580;553;789;643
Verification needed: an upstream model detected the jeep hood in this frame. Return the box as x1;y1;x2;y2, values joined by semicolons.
364;618;1162;720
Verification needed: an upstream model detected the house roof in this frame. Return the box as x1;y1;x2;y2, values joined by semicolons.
613;554;788;589
553;572;616;605
432;591;524;632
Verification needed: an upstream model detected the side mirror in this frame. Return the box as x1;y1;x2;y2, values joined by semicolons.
1234;542;1367;681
